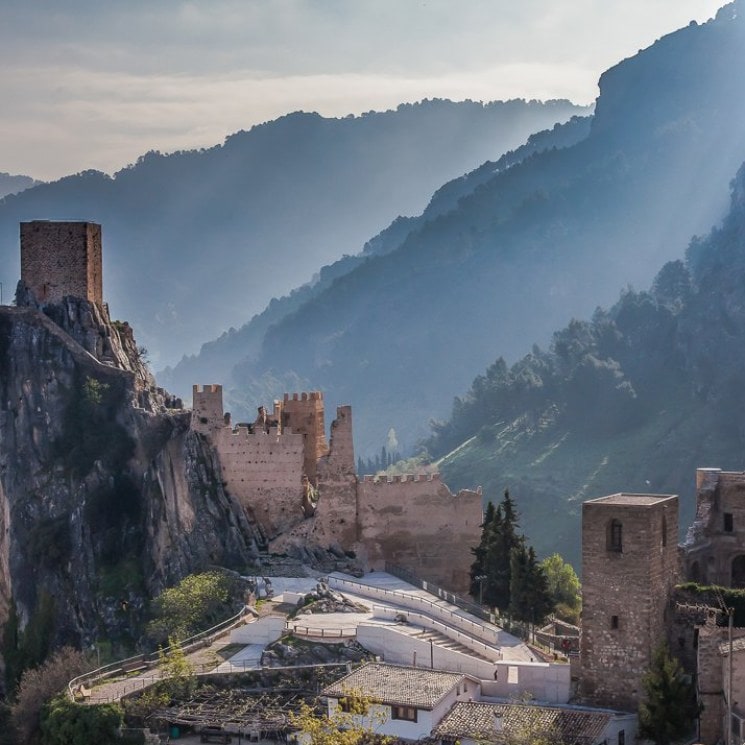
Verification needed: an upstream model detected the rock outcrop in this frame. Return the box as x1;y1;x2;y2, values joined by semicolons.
0;293;261;656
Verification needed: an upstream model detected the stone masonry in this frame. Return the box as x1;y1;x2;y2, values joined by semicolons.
20;221;103;306
191;385;483;593
580;493;680;711
684;468;745;587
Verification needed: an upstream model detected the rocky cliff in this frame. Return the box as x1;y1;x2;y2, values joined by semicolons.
0;291;261;659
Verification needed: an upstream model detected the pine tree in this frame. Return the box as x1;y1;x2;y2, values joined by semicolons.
638;643;698;745
470;501;496;599
483;489;522;612
509;545;553;625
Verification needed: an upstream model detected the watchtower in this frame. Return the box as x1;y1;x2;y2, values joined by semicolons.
281;392;329;482
192;384;226;437
580;493;680;711
20;221;103;306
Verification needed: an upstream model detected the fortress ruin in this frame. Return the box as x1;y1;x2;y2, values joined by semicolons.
191;384;483;593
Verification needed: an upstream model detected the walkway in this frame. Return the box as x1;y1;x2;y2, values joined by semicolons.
81;570;531;704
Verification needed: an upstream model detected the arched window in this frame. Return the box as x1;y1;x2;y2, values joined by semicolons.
607;519;623;553
732;555;745;588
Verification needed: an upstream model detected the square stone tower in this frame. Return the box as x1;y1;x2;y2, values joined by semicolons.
20;221;103;305
580;493;680;711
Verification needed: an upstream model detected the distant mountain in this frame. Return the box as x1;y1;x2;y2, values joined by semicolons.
0;171;40;199
0;99;587;366
210;2;745;457
159;114;593;398
432;158;745;569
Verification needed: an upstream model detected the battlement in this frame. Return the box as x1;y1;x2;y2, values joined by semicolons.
696;467;745;491
193;384;223;395
362;473;441;484
20;221;103;306
283;391;324;402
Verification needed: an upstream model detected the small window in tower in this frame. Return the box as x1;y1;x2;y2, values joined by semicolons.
611;615;619;630
724;512;734;532
607;519;623;552
662;515;667;546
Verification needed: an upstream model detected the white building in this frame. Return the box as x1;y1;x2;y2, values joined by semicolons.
321;662;480;741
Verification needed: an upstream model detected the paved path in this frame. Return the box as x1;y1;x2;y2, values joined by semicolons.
83;571;533;703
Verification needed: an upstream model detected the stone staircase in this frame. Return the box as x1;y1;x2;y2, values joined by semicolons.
393;624;494;663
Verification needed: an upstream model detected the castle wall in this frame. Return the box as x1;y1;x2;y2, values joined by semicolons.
580;493;680;711
281;392;328;481
191;384;226;437
20;221;103;305
356;475;482;593
684;468;745;587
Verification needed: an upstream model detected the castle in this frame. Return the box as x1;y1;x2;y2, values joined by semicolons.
14;220;484;594
191;383;484;592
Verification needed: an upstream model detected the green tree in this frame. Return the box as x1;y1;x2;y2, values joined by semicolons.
41;696;123;745
289;692;391;745
540;553;582;624
509;545;553;627
482;489;522;612
638;643;698;745
146;571;238;644
470;501;496;599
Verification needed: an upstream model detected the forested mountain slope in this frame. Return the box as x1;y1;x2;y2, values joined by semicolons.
231;3;745;456
159;115;593;398
434;159;745;569
0;99;585;366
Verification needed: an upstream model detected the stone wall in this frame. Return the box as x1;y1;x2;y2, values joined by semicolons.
193;388;483;595
281;392;328;481
20;221;102;306
357;475;482;591
214;424;306;538
580;493;680;711
684;468;745;587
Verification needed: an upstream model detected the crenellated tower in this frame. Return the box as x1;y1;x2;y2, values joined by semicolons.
281;391;329;482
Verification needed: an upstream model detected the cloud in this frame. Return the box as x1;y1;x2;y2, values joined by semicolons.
0;0;724;179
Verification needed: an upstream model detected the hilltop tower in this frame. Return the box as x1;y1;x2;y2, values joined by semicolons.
580;493;680;711
281;392;329;482
20;221;103;306
192;384;226;437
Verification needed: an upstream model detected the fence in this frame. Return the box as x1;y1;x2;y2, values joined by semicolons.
385;563;495;623
67;605;254;701
329;574;501;646
284;621;357;640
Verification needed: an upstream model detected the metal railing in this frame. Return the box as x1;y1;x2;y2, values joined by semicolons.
385;563;495;622
329;574;500;645
285;621;357;639
67;605;253;701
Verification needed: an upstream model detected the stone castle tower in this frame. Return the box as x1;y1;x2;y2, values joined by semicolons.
20;221;103;306
580;493;680;711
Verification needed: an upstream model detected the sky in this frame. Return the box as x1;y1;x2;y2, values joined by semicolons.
0;0;726;181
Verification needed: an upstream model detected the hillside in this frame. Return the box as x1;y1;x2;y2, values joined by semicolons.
0;99;586;366
0;172;39;200
223;2;745;457
433;159;745;570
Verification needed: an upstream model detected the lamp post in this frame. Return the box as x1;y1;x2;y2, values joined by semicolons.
475;575;487;607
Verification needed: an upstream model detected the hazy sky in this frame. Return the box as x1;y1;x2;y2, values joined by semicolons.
0;0;725;181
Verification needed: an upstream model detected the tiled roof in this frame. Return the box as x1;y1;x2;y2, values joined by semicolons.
432;701;612;744
322;663;467;710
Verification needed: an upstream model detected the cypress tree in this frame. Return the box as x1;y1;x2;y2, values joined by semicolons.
639;643;698;745
470;501;496;599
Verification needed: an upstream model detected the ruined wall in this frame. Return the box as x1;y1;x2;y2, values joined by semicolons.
20;221;102;306
357;475;482;593
684;468;745;587
281;392;328;482
580;494;680;711
213;425;306;538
